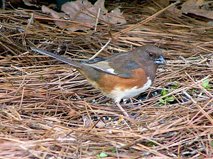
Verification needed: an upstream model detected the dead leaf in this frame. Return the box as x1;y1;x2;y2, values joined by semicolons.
104;7;127;24
42;0;126;31
94;0;108;13
181;0;213;20
42;5;70;29
23;0;38;7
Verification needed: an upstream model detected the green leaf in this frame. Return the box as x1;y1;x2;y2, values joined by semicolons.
111;148;116;153
166;96;175;102
210;141;213;148
145;141;157;147
171;82;179;89
98;152;108;158
202;79;211;89
161;88;168;96
159;88;176;105
159;98;166;104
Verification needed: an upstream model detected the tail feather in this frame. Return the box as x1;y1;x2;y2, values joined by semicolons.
31;47;82;68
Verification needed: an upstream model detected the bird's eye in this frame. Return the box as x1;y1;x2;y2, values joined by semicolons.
145;49;155;58
148;52;154;57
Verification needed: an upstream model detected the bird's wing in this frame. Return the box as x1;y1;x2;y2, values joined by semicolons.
31;47;141;78
84;53;140;78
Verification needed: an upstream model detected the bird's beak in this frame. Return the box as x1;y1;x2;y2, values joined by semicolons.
154;55;166;65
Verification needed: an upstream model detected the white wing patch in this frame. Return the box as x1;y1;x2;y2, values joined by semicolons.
84;61;117;75
106;68;115;74
110;77;152;103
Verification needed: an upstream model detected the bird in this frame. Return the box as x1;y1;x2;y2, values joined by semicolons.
31;45;166;117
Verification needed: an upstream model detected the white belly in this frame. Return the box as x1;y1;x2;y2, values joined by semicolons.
109;78;152;103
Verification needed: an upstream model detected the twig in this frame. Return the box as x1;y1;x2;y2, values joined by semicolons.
89;38;111;60
94;8;101;32
112;1;180;39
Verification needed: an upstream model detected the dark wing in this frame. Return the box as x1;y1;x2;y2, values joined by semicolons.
31;47;140;78
83;53;140;78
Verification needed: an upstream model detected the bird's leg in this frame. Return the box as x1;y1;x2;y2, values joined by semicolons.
115;102;129;117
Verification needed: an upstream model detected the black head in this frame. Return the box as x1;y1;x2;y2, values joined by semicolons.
135;45;166;65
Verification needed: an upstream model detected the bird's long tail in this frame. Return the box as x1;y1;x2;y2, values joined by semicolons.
31;47;82;68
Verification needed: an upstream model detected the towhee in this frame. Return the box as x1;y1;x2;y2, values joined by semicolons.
31;45;166;117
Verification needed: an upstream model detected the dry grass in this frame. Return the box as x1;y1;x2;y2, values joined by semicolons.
0;1;213;159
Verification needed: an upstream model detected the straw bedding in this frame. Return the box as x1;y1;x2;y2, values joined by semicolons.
0;1;212;158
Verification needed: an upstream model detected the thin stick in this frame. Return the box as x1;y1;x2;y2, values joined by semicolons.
89;38;111;60
94;8;101;32
112;1;180;38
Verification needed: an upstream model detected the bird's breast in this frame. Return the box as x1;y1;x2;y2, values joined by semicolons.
109;77;152;103
95;68;152;102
